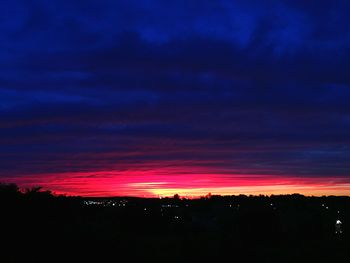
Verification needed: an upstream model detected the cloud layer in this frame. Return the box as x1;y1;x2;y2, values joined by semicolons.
1;0;350;195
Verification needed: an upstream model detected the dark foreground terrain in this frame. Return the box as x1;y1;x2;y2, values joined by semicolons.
1;183;349;262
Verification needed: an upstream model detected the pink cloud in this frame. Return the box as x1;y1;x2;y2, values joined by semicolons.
3;166;350;197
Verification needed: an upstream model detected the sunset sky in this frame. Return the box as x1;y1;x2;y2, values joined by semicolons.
1;0;350;197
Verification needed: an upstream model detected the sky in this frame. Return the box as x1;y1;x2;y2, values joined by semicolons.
1;0;350;197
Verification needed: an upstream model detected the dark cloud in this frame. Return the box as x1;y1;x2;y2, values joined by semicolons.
1;0;350;190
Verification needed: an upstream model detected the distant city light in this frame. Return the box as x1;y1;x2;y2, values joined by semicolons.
161;204;179;208
335;220;343;234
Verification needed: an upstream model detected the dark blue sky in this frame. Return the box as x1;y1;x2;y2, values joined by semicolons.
1;0;350;196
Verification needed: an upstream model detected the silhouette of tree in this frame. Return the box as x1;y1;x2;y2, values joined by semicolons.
1;182;350;262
